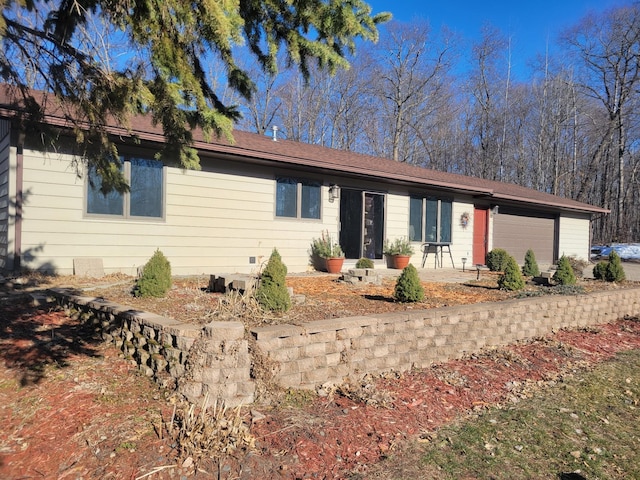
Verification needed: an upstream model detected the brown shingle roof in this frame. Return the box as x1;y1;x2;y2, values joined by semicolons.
0;85;608;214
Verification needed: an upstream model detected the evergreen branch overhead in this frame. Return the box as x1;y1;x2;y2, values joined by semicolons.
0;0;390;191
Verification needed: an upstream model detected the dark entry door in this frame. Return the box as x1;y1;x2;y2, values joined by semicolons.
339;190;385;260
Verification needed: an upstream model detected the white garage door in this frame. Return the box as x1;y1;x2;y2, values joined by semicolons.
493;209;557;265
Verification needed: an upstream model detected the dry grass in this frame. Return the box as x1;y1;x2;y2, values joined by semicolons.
334;373;397;408
167;394;255;465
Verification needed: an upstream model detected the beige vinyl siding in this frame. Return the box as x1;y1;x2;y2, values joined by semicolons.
384;194;422;265
19;149;340;275
0;120;10;269
20;151;85;274
165;166;340;273
558;214;591;261
16;143;595;276
385;192;409;236
450;200;475;268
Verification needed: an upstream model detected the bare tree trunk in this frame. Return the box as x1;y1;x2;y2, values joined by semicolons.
498;37;512;181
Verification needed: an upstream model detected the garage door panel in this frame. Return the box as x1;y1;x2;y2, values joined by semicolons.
493;212;556;264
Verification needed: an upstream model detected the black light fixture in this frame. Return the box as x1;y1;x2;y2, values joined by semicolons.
328;184;340;202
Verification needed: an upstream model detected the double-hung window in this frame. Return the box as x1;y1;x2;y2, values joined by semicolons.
275;177;321;219
409;196;452;243
86;157;164;219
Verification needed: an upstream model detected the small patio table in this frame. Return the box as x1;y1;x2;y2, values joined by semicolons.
421;242;455;268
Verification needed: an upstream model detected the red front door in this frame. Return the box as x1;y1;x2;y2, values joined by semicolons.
473;207;489;265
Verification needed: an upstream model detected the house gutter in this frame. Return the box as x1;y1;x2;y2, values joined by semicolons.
14;130;24;271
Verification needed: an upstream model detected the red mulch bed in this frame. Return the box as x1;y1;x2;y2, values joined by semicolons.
1;276;640;479
247;321;640;479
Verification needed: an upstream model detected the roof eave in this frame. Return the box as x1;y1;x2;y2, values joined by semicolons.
188;140;497;197
492;192;610;214
1;104;609;216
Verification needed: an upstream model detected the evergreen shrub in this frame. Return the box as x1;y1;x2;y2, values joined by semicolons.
485;248;510;272
592;261;608;280
393;264;424;303
498;255;525;291
605;250;626;282
255;248;291;312
355;257;375;269
134;249;172;298
521;249;540;277
553;255;576;286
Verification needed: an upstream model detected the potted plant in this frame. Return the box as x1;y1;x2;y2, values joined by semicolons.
310;230;345;273
384;237;415;269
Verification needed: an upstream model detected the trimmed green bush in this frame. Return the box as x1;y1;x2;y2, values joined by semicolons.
393;264;424;303
355;257;375;269
485;248;510;272
255;248;291;312
498;255;525;291
553;255;576;286
134;249;172;298
592;260;608;280
605;250;626;282
521;249;540;277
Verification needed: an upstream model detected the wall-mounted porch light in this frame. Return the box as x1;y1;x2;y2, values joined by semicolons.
328;184;340;203
491;205;499;215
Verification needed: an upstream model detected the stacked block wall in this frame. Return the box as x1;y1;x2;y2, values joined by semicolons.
251;289;640;389
51;287;640;405
51;289;254;407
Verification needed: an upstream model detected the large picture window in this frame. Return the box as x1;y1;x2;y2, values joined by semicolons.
409;196;452;243
276;177;321;219
87;157;164;219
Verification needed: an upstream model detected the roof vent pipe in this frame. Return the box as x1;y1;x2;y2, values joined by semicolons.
272;125;278;141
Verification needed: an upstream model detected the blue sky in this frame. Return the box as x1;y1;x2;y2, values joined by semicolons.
366;0;632;79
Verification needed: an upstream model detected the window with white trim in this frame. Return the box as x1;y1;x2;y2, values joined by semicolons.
409;196;452;243
276;177;321;219
86;157;164;219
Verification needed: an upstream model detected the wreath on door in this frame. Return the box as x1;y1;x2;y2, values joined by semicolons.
460;212;470;228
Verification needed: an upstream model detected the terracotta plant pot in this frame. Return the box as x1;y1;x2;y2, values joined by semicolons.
325;257;344;274
390;254;411;270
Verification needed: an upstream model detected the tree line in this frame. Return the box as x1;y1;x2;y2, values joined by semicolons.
232;5;640;245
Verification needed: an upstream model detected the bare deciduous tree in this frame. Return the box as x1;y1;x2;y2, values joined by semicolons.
564;4;640;241
368;21;456;163
231;7;640;244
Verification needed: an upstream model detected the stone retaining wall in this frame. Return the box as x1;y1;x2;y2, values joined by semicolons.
50;289;255;407
51;287;640;406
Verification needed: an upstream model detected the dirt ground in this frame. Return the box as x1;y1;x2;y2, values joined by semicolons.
1;273;640;479
29;270;626;327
